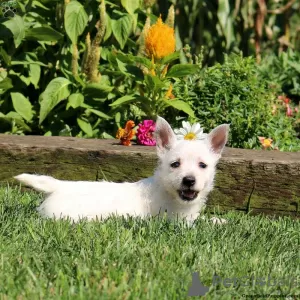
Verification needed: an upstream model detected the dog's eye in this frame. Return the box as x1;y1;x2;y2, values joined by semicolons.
199;162;207;169
170;161;180;168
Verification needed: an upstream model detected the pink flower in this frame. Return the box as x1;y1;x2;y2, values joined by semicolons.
278;95;290;104
286;104;293;117
137;120;156;146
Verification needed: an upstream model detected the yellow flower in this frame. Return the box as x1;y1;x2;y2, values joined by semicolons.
258;137;273;149
165;84;175;99
145;16;175;60
150;68;156;76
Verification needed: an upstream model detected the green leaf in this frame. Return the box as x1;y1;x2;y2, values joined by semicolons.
64;1;88;44
4;111;32;132
9;70;31;86
83;83;113;99
111;14;133;49
39;77;71;124
6;111;23;120
88;109;111;119
3;15;25;48
217;0;234;49
126;65;144;80
0;77;13;90
101;132;115;139
115;111;121;127
29;63;41;88
0;47;11;65
11;92;33;122
129;55;153;69
166;64;199;78
77;118;93;137
121;0;140;14
110;95;136;107
160;52;180;65
116;58;127;74
103;13;112;42
163;99;195;117
287;61;300;73
144;74;164;91
67;93;84;109
26;26;63;41
11;60;48;67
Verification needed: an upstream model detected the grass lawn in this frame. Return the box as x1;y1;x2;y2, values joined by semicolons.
0;185;299;299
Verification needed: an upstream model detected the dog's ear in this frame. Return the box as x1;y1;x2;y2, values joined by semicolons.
155;116;177;154
208;124;230;155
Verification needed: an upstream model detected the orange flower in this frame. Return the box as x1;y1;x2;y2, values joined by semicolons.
258;136;273;149
116;120;136;146
145;16;175;60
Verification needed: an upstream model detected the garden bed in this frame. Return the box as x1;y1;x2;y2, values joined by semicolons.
0;134;299;217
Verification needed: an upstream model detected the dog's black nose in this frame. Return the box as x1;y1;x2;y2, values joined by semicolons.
182;176;196;187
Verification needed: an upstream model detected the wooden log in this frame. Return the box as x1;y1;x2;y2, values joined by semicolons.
0;134;299;217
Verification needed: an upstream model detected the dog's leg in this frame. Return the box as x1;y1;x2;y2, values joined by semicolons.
14;173;59;193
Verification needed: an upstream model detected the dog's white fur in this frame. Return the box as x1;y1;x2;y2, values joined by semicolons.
14;117;229;223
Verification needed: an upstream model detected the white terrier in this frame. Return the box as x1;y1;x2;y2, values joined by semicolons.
14;117;229;224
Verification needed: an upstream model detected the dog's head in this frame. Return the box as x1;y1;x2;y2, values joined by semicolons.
154;116;229;205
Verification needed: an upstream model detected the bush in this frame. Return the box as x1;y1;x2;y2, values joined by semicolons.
258;49;300;101
176;53;300;151
0;1;299;151
0;1;197;138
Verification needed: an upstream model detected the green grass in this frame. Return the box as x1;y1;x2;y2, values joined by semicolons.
0;185;299;299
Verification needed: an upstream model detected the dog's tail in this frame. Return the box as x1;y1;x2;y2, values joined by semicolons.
14;173;59;193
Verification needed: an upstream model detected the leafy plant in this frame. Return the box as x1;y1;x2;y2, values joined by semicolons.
0;1;197;138
258;49;300;101
160;0;300;65
0;0;114;137
176;53;300;151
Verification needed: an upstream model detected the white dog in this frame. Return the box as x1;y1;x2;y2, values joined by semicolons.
14;117;229;224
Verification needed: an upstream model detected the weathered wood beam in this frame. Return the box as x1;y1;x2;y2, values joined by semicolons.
0;134;299;217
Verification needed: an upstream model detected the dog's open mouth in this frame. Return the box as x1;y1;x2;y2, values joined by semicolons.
178;189;199;201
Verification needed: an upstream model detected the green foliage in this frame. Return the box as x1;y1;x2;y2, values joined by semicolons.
258;49;300;100
0;0;299;151
64;1;88;45
178;53;300;151
162;0;300;65
108;50;197;120
0;1;195;138
1;0;114;137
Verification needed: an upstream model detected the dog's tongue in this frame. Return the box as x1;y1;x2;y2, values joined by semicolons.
183;191;195;198
183;190;196;199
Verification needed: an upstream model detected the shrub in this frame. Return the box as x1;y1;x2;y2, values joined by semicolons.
176;53;300;151
258;49;300;101
0;1;196;138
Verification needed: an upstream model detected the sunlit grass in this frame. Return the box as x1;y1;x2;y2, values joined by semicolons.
0;185;299;299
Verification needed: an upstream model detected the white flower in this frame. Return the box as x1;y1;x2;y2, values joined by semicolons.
174;121;207;140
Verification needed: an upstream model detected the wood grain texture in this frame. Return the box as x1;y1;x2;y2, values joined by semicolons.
0;134;299;217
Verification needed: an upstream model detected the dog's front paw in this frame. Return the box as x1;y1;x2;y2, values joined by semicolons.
210;217;227;225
